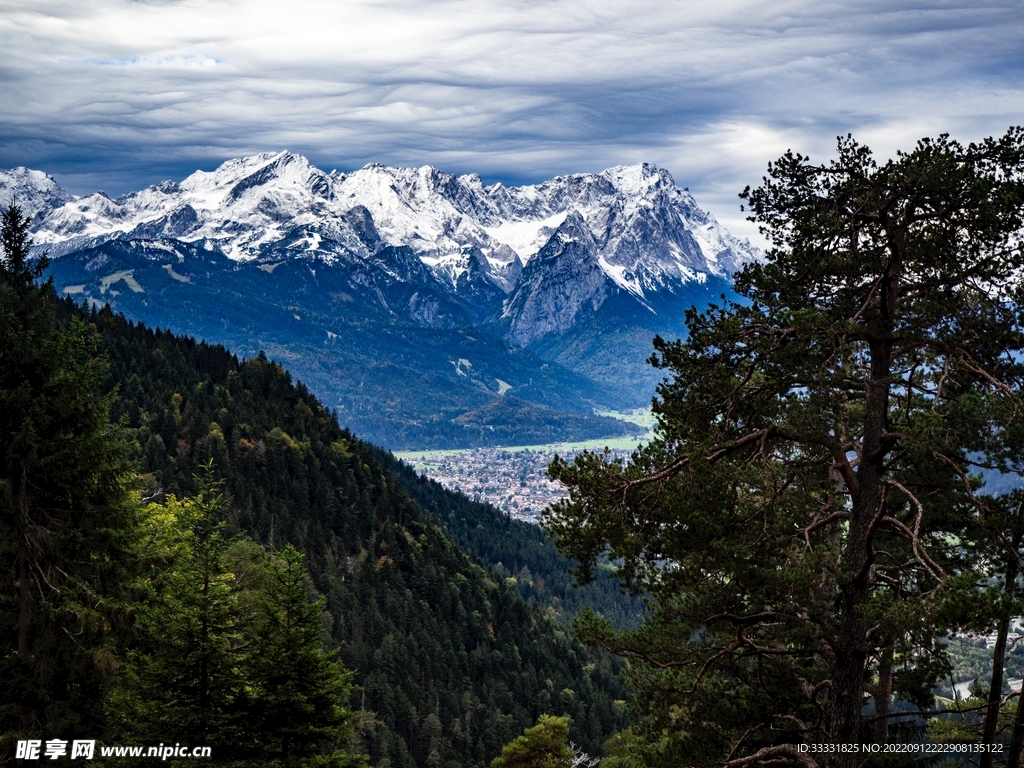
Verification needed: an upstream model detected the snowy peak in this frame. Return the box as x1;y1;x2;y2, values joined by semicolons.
0;167;74;218
2;154;758;343
599;162;665;195
15;151;373;262
547;209;596;249
180;151;330;208
5;153;756;278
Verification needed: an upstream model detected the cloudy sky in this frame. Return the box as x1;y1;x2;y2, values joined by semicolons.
2;0;1022;240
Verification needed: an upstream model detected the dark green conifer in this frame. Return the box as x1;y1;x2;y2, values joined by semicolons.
0;203;137;748
244;543;365;766
546;128;1024;767
109;468;366;766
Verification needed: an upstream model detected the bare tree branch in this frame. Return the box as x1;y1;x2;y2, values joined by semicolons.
723;744;820;768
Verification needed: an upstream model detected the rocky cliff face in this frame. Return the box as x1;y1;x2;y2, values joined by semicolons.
503;212;615;346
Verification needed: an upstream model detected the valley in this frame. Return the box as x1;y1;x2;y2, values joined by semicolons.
84;304;637;766
0;155;745;762
395;411;656;522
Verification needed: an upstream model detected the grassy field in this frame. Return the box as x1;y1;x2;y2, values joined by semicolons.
593;408;657;429
393;409;655;461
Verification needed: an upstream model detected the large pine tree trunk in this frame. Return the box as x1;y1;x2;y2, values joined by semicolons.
984;557;1019;768
829;589;870;768
828;334;893;768
828;491;874;765
873;646;893;744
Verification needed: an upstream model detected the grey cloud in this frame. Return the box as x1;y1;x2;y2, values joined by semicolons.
0;0;1021;243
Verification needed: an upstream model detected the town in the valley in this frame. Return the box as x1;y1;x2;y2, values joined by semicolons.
398;446;637;522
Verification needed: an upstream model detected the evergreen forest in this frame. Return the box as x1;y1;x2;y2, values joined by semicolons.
1;200;631;767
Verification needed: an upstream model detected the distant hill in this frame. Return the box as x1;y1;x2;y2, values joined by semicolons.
5;156;754;449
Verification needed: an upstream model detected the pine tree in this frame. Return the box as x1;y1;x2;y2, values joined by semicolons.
491;715;572;768
546;129;1024;767
106;469;244;751
0;203;138;749
243;543;365;766
0;203;48;287
108;467;366;766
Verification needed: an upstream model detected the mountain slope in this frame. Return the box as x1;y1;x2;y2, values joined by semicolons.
88;303;629;768
377;450;645;630
4;156;756;447
46;237;640;448
500;212;612;347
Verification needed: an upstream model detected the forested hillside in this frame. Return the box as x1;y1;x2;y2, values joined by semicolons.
378;453;645;630
42;237;642;450
87;304;628;767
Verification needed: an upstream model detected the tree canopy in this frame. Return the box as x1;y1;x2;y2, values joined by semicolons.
491;715;573;768
0;204;138;748
107;467;365;766
545;129;1024;767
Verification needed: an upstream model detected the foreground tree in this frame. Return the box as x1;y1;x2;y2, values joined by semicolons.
242;543;365;766
546;129;1024;767
0;204;138;749
108;467;365;766
107;471;246;751
491;715;573;768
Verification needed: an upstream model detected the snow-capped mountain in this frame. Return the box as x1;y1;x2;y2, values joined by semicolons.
2;154;758;447
2;152;756;324
0;167;74;218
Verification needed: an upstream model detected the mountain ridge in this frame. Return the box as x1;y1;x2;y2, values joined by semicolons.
1;155;756;448
1;152;756;290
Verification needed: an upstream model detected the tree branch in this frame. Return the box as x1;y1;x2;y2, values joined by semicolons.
723;744;820;768
882;480;946;583
620;427;779;498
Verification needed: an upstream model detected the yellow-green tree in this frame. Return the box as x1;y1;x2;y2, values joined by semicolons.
492;715;572;768
107;466;365;766
106;472;245;752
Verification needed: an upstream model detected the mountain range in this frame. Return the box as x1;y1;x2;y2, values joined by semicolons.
1;154;758;449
